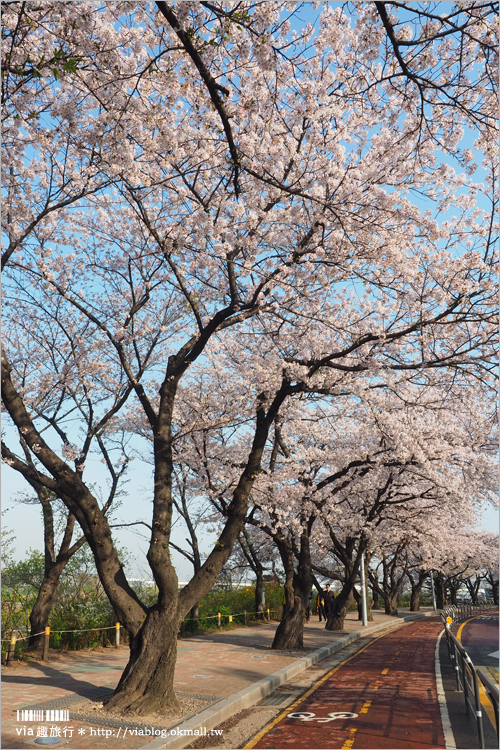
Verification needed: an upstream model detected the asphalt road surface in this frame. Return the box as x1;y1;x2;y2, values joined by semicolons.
457;614;499;735
457;613;499;677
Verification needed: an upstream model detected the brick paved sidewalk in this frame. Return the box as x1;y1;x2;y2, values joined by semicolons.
2;608;434;750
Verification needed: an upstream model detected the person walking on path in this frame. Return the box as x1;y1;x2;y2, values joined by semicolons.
315;587;327;622
324;583;334;619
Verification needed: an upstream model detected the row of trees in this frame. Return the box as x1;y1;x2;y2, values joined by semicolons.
2;0;498;716
3;522;497;646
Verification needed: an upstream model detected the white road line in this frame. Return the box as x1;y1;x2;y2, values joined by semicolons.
435;629;456;750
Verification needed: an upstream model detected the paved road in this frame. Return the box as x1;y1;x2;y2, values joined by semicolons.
457;614;499;734
246;618;445;750
457;613;499;679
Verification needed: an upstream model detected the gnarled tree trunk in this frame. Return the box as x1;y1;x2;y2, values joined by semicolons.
255;569;265;620
384;591;399;616
28;563;66;650
326;584;355;631
435;574;446;609
27;493;86;652
408;571;427;612
272;595;305;649
272;531;312;650
325;537;366;632
105;607;181;713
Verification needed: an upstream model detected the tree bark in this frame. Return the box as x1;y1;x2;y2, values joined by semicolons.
272;526;313;650
323;536;366;631
408;571;427;612
409;586;421;612
492;580;499;605
26;493;87;651
384;591;399;616
448;579;461;605
326;585;355;631
239;529;266;620
272;595;305;649
486;575;499;605
105;607;180;713
28;562;66;650
272;537;305;650
465;577;481;605
255;570;265;620
435;573;446;609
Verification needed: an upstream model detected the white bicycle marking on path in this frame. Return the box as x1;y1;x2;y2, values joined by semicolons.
287;711;359;723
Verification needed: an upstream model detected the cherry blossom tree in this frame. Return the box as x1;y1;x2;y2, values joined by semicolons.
480;531;499;604
308;383;496;629
2;421;133;649
2;1;497;715
196;381;496;638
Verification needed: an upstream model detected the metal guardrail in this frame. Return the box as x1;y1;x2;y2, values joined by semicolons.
442;603;496;622
477;667;499;736
441;608;499;748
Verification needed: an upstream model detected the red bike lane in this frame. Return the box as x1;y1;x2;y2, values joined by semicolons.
247;618;446;750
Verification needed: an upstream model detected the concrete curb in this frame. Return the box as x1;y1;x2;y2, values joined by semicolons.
435;629;457;749
142;612;432;749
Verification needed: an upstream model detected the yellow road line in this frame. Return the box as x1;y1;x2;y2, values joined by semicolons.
477;679;498;729
341;727;358;749
341;738;356;748
360;700;372;713
381;667;389;674
244;631;390;749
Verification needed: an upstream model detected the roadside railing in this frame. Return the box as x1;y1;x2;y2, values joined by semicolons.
2;624;122;665
442;602;496;622
3;607;283;663
441;610;499;748
179;607;280;632
477;667;499;736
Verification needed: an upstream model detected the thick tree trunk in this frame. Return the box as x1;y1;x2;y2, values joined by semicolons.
272;540;305;650
435;575;445;609
448;581;460;605
409;574;426;612
272;596;304;649
28;563;66;650
272;529;313;650
255;571;265;620
490;580;499;605
326;586;354;631
104;607;180;714
384;591;399;616
371;586;380;609
325;538;366;631
409;586;421;611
